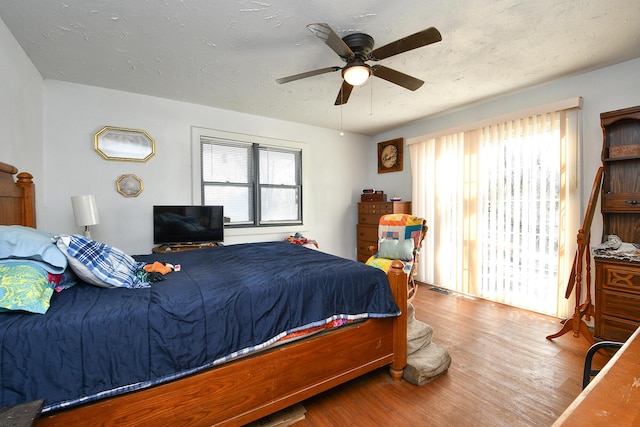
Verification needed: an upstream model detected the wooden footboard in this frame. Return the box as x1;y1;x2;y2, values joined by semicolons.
0;162;407;427
38;264;407;427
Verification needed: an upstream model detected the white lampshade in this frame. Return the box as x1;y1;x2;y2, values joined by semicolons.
71;195;100;238
343;64;371;86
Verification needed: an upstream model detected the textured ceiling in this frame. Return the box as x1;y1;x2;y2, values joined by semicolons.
1;0;640;135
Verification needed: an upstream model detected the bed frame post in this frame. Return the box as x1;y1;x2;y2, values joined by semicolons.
0;162;35;227
388;260;407;381
16;172;36;227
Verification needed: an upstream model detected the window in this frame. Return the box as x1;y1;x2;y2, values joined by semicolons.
259;147;302;224
200;136;302;227
409;98;582;317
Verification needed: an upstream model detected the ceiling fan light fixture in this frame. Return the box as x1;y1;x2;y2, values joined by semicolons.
343;64;370;86
277;24;442;105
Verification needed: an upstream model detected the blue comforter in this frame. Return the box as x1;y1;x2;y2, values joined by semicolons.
0;241;399;412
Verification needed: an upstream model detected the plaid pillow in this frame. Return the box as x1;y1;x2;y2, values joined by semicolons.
56;235;148;289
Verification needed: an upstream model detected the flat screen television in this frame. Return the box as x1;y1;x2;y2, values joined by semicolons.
153;205;224;245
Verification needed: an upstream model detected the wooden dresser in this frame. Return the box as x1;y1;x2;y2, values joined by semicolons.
594;106;640;342
357;201;411;263
595;259;640;341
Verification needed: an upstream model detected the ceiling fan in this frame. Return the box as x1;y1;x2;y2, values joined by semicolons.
276;23;442;105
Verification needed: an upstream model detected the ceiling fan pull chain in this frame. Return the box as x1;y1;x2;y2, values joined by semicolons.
339;95;344;137
370;78;373;116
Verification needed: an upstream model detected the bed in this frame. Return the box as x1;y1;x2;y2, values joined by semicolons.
0;161;408;426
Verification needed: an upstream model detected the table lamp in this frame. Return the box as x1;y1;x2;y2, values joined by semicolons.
71;195;100;238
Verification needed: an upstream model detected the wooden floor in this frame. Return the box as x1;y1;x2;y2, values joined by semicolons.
295;285;611;427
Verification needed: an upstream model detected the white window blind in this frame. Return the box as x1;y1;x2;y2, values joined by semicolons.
259;147;302;224
202;140;254;224
200;137;302;226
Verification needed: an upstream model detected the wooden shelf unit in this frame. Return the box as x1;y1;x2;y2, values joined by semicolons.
594;105;640;342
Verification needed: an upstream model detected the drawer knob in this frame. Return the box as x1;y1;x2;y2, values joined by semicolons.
625;200;639;205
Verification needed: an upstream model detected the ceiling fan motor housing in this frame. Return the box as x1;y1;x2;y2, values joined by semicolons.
341;33;375;61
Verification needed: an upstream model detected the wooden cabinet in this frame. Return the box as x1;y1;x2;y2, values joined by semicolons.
594;105;640;341
595;258;640;341
357;201;411;262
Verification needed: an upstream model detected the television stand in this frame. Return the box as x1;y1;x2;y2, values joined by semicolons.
152;242;223;253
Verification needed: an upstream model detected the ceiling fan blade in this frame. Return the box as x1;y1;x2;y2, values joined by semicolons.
307;23;354;60
370;27;442;61
276;66;341;84
334;81;354;105
371;65;424;91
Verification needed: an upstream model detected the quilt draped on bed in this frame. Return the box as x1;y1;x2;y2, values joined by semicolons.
0;241;399;412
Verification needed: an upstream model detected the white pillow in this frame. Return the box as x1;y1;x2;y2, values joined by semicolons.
378;238;415;261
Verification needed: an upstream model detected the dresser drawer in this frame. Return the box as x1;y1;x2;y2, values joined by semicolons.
357;239;377;256
357;252;373;263
600;262;640;293
358;213;384;225
601;192;640;213
595;314;640;342
357;241;376;263
598;288;640;322
358;202;393;214
357;224;379;242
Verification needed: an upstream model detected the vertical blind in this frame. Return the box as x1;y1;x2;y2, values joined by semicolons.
409;101;581;317
476;115;560;313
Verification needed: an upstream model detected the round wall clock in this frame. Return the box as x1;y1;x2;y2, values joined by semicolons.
377;138;404;173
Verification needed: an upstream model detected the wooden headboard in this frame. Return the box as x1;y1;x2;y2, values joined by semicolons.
0;161;36;227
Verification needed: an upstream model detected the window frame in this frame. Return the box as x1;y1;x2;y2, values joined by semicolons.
192;127;306;233
257;145;303;226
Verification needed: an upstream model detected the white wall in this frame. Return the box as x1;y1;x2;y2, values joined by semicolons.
372;57;640;245
4;10;640;261
0;14;382;261
0;16;43;208
42;81;371;257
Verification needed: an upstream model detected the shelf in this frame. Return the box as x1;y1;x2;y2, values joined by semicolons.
596;105;640;341
605;143;640;160
603;155;640;162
